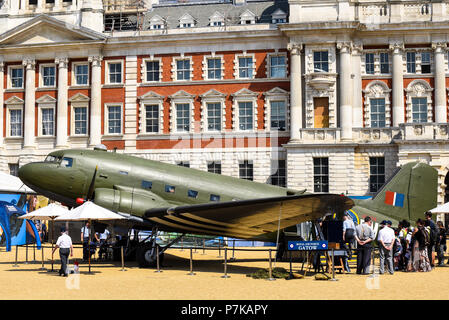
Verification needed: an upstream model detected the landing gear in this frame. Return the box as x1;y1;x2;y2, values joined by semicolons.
136;242;164;268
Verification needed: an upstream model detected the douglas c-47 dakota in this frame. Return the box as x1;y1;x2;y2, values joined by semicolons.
18;146;437;267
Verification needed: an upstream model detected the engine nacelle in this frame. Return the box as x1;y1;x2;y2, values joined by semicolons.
93;188;166;217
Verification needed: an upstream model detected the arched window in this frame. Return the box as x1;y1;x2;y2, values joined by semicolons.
405;80;433;123
363;81;391;127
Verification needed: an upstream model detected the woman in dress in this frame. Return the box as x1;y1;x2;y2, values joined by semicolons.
411;219;432;272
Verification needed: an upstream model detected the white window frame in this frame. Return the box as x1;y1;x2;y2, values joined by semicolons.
36;95;57;137
169;90;195;133
172;56;193;82
5;96;24;138
209;11;224;26
231;88;258;132
39;63;56;88
139;91;164;135
263;87;289;131
149;15;165;30
72;62;90;86
8;65;24;89
105;60;124;85
179;13;195;28
202;54;224;80
405;79;433;123
362;80;392;127
200;89;227;132
141;58;162;83
266;53;288;79
70;104;89;136
240;10;256;25
104;103;123;135
234;53;256;79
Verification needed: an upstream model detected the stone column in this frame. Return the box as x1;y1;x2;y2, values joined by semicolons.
352;43;363;128
88;56;103;147
55;0;63;10
287;42;303;142
390;42;405;126
0;62;4;148
433;42;447;123
337;42;353;140
37;0;44;12
20;0;27;11
23;58;36;149
55;57;69;148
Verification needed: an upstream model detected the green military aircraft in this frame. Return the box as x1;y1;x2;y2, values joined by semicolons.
18;146;437;267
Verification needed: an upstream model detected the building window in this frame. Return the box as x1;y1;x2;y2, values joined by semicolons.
176;59;190;81
270;100;286;131
270;55;286;78
177;161;190;168
41;65;56;87
270;160;286;187
41;108;54;136
369;157;385;193
412;97;428;123
145;104;159;133
107;105;121;134
207;102;221;131
74;64;89;85
74;107;87;135
380;52;389;74
207;58;221;80
421;52;431;74
9;164;19;177
146;61;160;82
212;21;222;26
370;98;386;128
365;53;375;74
176;103;190;132
10;67;23;88
406;52;416;73
9;109;22;137
207;161;221;174
313;157;329;193
108;62;122;84
238;101;253;131
313;51;329;72
238;57;253;78
239;160;253;181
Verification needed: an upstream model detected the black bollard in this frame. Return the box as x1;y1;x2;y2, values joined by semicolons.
12;245;19;267
230;239;236;261
330;248;338;281
217;239;222;258
267;249;275;281
155;245;162;273
39;245;45;270
119;246;127;272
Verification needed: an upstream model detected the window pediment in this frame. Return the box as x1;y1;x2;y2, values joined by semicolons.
169;90;195;100
5;96;24;105
69;93;90;103
139;91;164;101
36;94;57;104
232;88;258;98
200;89;226;99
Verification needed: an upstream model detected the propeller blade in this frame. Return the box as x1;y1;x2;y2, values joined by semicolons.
87;165;98;200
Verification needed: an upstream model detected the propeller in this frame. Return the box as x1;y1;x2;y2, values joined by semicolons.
86;165;99;202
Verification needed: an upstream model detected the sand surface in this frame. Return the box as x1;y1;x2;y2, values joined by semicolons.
1;244;448;300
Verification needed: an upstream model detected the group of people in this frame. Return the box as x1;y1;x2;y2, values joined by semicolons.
52;222;112;277
342;211;447;275
81;221;111;261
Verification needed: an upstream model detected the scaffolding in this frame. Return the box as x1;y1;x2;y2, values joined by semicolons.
103;0;147;32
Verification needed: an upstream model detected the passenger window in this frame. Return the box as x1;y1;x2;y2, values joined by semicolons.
188;190;198;198
210;194;220;202
119;171;128;175
142;181;152;189
165;185;175;193
61;157;73;168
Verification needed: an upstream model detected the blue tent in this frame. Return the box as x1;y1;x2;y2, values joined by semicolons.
0;200;41;252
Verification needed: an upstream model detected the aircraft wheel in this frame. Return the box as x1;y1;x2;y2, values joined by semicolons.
137;243;164;268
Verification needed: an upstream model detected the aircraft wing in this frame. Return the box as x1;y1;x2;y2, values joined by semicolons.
143;194;354;240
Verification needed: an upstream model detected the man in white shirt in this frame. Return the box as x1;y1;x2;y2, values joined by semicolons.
377;220;395;274
97;228;110;260
52;227;73;277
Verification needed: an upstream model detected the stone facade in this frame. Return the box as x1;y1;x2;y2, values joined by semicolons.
0;0;447;219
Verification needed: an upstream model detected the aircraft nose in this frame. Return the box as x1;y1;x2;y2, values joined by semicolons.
18;163;41;187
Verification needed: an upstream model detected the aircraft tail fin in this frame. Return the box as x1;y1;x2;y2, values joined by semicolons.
358;162;438;223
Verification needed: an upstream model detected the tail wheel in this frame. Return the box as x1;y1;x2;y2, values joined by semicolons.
136;243;164;268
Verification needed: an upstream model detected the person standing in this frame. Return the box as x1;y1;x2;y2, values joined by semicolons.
355;216;375;274
424;212;437;268
436;221;446;266
52;227;73;277
342;214;356;273
81;222;90;261
377;220;395;275
97;228;110;260
411;219;431;272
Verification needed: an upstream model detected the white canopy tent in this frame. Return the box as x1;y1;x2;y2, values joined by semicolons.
19;203;70;271
429;202;449;214
0;171;36;194
55;201;125;273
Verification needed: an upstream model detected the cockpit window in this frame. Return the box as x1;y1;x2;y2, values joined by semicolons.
45;155;59;163
61;157;73;168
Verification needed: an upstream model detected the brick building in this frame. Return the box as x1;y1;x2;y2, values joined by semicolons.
0;0;449;220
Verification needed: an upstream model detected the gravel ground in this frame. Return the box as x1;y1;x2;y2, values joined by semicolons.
0;244;448;300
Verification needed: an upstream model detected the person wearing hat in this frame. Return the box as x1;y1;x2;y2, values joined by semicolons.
52;227;73;277
377;219;395;274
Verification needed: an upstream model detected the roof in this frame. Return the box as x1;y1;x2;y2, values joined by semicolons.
143;0;289;28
